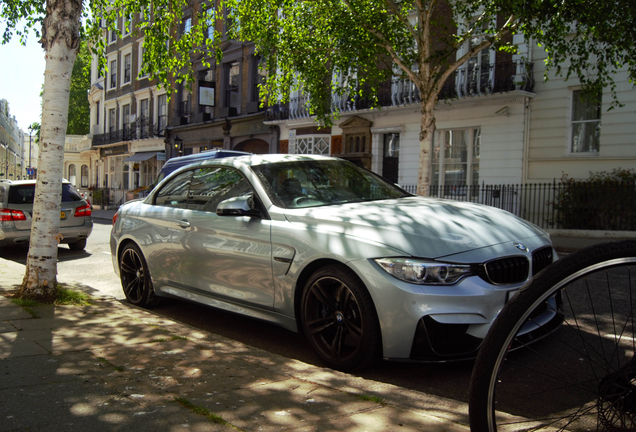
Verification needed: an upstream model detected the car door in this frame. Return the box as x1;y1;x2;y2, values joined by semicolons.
137;170;193;290
174;166;275;310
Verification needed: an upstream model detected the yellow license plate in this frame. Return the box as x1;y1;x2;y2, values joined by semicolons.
60;211;66;219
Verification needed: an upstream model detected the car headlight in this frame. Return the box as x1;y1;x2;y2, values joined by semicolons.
374;258;472;285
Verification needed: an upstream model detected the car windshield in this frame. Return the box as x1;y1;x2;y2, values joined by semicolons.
7;184;82;204
251;159;411;209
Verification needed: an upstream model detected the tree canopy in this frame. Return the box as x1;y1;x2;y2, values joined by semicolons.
507;0;636;105
232;0;635;194
234;0;635;122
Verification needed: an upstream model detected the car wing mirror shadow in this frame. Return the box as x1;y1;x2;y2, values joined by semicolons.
216;193;261;218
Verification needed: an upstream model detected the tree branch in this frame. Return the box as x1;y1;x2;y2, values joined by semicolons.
339;0;419;83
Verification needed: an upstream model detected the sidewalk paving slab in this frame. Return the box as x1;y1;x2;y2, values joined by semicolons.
0;255;472;432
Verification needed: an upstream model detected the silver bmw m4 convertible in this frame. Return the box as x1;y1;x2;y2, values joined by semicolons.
111;154;558;370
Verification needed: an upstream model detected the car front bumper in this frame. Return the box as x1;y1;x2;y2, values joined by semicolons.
347;246;558;361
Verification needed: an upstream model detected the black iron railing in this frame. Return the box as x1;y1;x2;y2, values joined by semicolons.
92;118;165;146
421;181;636;231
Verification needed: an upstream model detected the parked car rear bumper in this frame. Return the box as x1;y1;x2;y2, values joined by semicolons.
0;220;93;247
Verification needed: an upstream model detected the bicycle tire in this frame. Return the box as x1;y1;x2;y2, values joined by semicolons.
469;240;636;432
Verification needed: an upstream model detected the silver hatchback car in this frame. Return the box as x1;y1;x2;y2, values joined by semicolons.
0;179;93;250
111;155;558;370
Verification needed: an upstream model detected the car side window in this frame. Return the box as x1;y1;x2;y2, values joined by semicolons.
154;171;193;208
188;167;253;212
62;184;83;201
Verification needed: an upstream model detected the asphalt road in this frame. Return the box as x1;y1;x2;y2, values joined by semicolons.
0;221;475;404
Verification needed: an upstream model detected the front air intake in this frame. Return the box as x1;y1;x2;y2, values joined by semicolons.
532;246;553;275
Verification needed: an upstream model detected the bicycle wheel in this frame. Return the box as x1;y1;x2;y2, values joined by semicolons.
469;240;636;432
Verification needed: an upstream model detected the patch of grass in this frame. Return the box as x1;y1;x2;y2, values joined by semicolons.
11;298;42;307
174;397;241;430
97;356;125;372
54;287;94;306
10;286;93;306
149;324;171;333
23;307;39;319
10;298;40;317
357;394;386;406
150;335;188;344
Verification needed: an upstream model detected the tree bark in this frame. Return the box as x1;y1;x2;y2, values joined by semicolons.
16;0;82;302
416;98;437;197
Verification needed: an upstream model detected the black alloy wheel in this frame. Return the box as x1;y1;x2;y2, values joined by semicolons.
301;265;381;371
119;243;161;308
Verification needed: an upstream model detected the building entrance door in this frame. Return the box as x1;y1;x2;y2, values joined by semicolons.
382;133;400;184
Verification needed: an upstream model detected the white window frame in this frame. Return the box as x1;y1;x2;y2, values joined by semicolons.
119;44;133;87
109;18;118;45
107;54;117;90
431;127;481;188
119;96;133;133
206;8;215;40
155;91;168;133
123;14;132;36
456;16;496;98
183;17;192;34
135;88;153;138
122;52;132;85
137;39;149;79
568;88;601;155
140;5;151;24
106;104;117;133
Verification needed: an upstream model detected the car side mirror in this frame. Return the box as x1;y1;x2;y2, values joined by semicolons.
216;193;261;217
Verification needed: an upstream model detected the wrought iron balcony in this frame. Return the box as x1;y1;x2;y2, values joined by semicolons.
172;104;191;126
266;60;534;121
92;117;165;147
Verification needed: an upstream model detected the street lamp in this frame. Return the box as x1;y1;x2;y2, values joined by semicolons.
173;135;183;157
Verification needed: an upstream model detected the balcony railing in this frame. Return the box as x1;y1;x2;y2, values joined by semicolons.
173;105;191;126
92;118;165;146
64;140;92;152
266;60;534;121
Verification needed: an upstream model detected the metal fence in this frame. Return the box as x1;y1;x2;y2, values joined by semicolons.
90;180;636;231
417;181;636;231
90;188;126;210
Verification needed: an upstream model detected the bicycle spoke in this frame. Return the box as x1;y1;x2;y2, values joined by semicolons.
470;243;636;432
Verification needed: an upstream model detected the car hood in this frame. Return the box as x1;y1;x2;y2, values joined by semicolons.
282;197;548;258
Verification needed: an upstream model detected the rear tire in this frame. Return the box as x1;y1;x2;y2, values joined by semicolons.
68;238;87;251
119;243;162;308
301;264;381;371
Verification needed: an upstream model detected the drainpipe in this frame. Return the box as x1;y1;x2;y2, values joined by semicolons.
521;97;531;184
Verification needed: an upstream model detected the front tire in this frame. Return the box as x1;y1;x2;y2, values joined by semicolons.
119;243;162;308
301;264;381;371
68;238;87;251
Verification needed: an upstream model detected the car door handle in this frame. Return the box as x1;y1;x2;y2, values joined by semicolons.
176;219;191;228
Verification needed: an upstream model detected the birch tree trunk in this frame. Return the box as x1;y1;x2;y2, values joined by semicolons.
16;0;82;302
416;98;436;197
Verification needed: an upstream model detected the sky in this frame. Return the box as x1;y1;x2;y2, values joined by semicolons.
0;29;46;132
